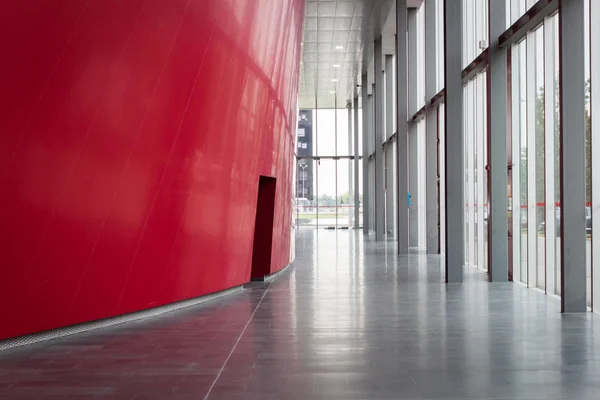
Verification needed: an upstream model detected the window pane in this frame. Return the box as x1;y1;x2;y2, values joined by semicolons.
439;103;446;255
511;39;528;284
534;27;545;290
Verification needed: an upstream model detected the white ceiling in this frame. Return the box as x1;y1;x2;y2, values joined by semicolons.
298;0;422;109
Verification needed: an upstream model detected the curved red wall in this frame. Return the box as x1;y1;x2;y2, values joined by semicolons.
0;0;304;340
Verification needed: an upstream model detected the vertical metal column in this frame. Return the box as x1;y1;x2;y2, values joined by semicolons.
559;0;586;312
385;54;396;237
354;95;360;230
396;0;409;254
487;0;508;281
374;37;385;241
425;0;439;254
407;9;419;248
347;101;353;228
367;84;377;232
444;0;464;282
362;74;370;235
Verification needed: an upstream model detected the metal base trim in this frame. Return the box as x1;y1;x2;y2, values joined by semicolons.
0;285;243;351
250;262;294;282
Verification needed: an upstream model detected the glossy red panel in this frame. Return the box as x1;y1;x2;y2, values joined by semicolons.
0;0;304;340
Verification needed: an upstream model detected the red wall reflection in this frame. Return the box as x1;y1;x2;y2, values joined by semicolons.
0;0;304;340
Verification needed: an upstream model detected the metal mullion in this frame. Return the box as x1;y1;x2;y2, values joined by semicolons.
500;0;558;48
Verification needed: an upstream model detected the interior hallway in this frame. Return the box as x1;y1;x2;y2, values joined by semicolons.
1;229;600;399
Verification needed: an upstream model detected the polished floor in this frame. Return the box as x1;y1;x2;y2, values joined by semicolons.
1;229;600;399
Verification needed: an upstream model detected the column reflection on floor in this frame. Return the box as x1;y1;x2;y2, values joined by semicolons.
1;229;600;400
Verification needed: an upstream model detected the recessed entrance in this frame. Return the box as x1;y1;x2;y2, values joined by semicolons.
250;176;277;281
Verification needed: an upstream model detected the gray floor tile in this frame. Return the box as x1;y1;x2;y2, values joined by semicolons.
1;229;600;400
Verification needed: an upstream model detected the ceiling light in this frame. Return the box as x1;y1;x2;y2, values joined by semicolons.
335;45;343;50
331;79;338;82
329;91;336;94
333;64;340;68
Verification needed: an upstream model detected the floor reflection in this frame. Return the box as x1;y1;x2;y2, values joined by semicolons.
1;228;600;399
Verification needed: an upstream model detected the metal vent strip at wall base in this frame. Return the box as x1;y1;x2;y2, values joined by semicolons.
249;262;294;283
0;285;243;352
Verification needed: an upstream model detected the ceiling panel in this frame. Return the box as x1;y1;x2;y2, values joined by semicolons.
298;0;404;109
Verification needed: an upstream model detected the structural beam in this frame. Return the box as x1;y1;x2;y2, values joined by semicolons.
425;0;439;254
558;0;586;312
444;0;464;282
362;73;370;235
374;37;385;241
396;0;409;254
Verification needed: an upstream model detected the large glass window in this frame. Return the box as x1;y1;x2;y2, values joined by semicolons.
317;159;337;227
584;0;591;306
462;0;488;67
550;15;561;296
463;72;487;270
418;119;427;247
435;0;444;92
511;38;527;284
531;27;545;290
416;5;426;109
439;103;446;255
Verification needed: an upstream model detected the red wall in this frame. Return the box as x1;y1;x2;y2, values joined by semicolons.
0;0;304;340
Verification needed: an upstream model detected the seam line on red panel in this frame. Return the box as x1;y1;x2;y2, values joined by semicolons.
63;0;150;320
113;0;216;312
1;0;90;179
203;285;271;400
139;19;218;304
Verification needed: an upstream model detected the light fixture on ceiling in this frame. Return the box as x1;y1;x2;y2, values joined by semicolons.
335;45;343;50
329;91;336;94
332;64;340;68
331;79;338;82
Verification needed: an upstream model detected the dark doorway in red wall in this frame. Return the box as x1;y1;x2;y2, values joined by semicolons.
250;176;277;281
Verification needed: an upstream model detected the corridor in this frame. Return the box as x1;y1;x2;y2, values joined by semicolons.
1;229;600;399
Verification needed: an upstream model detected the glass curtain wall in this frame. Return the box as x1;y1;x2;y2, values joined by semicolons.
463;72;488;270
295;108;362;229
583;0;591;307
417;119;427;248
462;0;488;68
410;0;600;310
509;14;564;294
435;0;444;92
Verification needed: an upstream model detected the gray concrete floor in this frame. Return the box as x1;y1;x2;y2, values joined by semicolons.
1;228;600;399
